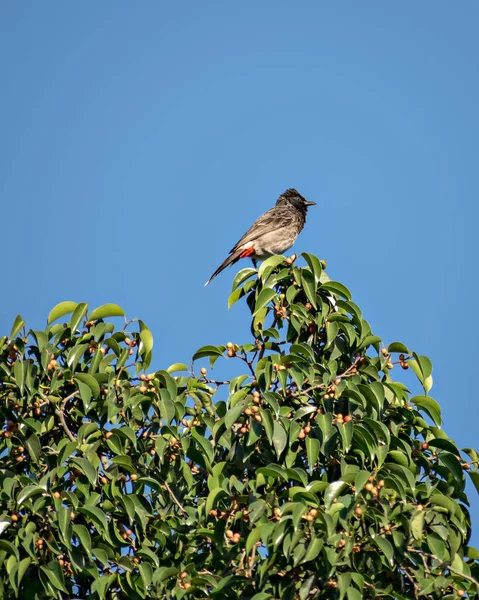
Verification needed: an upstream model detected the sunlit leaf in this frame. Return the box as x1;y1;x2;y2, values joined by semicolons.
89;303;125;320
47;301;78;324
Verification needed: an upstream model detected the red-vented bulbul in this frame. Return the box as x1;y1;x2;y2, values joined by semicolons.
205;188;315;286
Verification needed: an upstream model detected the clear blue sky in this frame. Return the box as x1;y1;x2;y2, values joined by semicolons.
1;2;478;541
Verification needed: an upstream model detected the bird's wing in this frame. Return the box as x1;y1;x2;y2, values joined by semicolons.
230;206;294;253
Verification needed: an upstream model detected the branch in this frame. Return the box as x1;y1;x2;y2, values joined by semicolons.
402;566;419;598
162;481;187;516
55;391;79;442
247;543;257;578
257;316;278;363
289;358;361;399
407;547;479;590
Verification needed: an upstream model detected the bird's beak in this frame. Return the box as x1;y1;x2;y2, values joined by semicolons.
305;200;316;206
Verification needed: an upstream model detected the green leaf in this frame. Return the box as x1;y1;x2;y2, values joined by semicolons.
438;452;464;483
89;303;125;320
40;561;68;593
57;506;72;550
409;353;433;393
74;372;101;398
73;524;92;555
67;343;90;370
13;360;25;393
137;546;160;568
262;392;280;416
115;426;138;449
301;536;324;564
245;527;263;556
466;546;479;560
338;572;352;600
139;328;154;357
9;557;31;594
228;279;256;309
9;314;25;339
79;506;108;534
320;281;352;301
91;548;110;568
272;421;287;459
323;322;338;351
71;457;97;485
324;481;347;509
358;335;382;350
258;255;287;280
387;342;409;354
301;269;317;308
299;574;315;600
192;428;214;467
231;268;257;291
120;495;137;525
301;252;323;284
249;499;267;524
25;433;42;464
428;438;459;455
261;408;274;444
467;471;479;495
254;288;277;315
373;536;394;566
257;465;288;481
111;454;132;468
427;533;446;560
347;587;363;600
411;510;425;540
166;363;189;373
206;487;228;515
337;420;353;453
354;470;371;496
0;540;19;560
193;345;224;361
17;485;45;506
224;398;248;430
251;594;274;600
139;562;153;589
410;396;441;426
48;301;78;324
305;436;320;469
69;302;88;334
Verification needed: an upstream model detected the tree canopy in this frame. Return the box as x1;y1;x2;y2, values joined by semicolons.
0;253;478;599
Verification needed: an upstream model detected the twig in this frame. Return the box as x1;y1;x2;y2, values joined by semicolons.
289;359;361;399
205;379;232;387
257;316;278;362
407;547;479;589
238;353;256;377
247;544;257;578
55;391;79;442
236;548;247;575
402;566;419;598
162;481;187;516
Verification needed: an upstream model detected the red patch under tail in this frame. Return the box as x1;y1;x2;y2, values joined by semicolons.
239;246;255;259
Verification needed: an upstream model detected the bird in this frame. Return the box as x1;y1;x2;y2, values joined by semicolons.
205;188;316;286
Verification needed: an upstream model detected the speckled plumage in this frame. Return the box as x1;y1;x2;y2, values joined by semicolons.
205;189;315;286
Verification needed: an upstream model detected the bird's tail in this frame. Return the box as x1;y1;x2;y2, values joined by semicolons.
204;248;244;286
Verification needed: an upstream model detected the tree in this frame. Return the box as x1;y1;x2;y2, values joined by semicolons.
0;253;478;599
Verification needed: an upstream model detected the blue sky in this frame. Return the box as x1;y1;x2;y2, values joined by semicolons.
1;2;478;541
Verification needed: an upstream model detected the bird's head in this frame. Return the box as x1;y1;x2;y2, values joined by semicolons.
277;188;316;211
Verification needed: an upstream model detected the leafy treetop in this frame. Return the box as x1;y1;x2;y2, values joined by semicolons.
0;253;478;599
